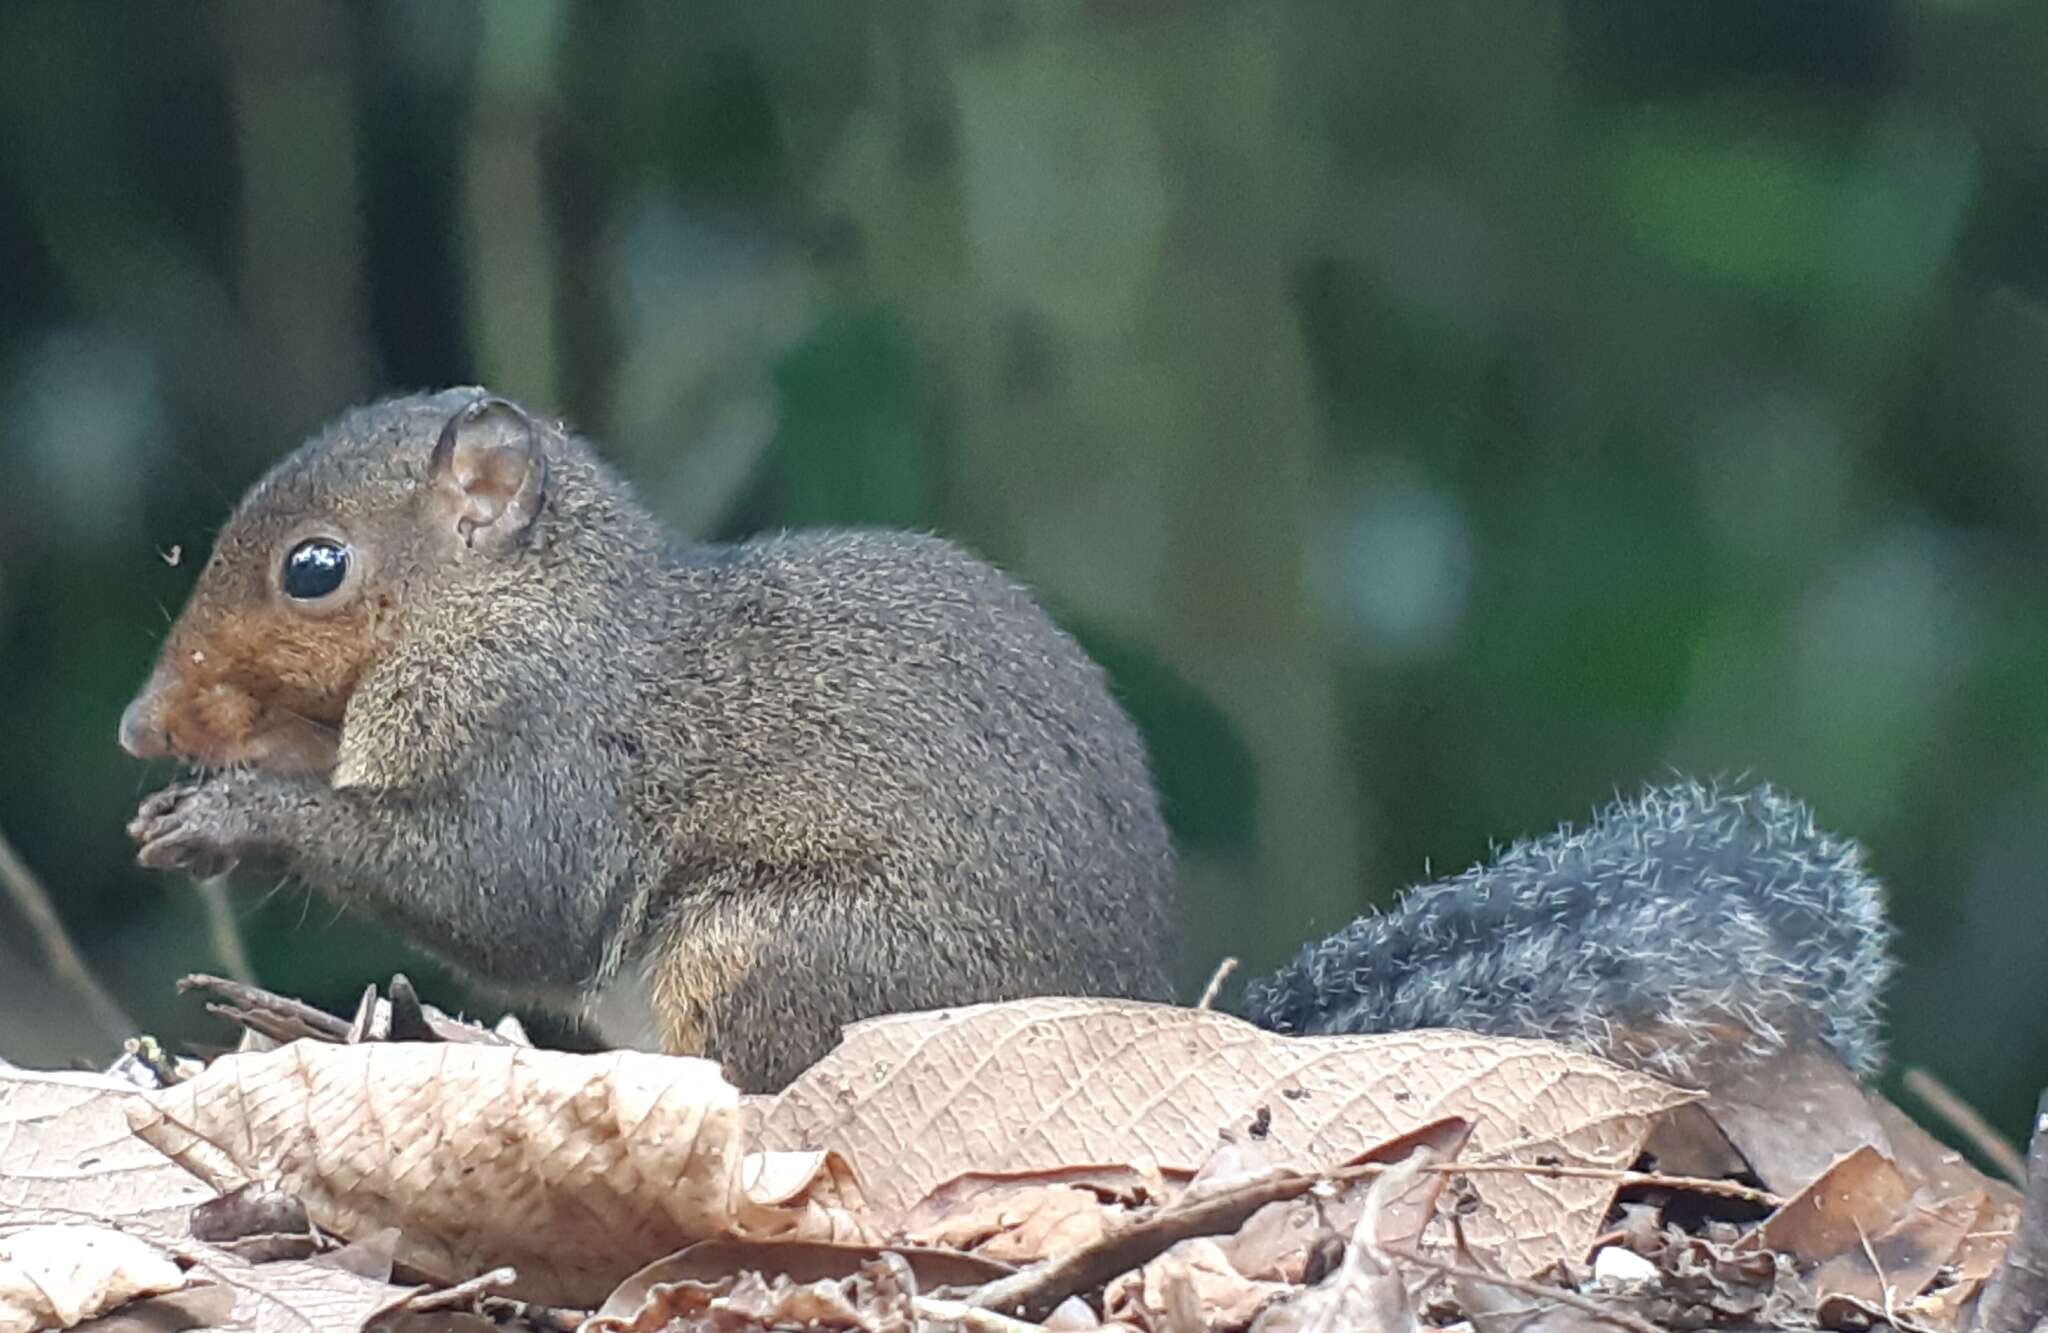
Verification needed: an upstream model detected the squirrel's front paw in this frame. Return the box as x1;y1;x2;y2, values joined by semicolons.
129;781;245;879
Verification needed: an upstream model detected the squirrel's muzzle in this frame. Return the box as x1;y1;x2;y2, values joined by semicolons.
119;679;172;759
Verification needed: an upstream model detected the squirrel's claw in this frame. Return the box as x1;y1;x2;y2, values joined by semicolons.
128;784;188;833
136;835;239;881
130;783;242;880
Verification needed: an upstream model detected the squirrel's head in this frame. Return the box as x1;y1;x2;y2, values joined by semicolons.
119;389;558;773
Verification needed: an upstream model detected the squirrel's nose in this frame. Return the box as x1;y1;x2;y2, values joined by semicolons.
119;688;170;759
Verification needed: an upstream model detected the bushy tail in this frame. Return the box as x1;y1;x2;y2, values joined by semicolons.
1240;781;1895;1080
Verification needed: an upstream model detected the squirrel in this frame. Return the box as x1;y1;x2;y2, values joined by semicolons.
120;389;1178;1091
121;389;1894;1090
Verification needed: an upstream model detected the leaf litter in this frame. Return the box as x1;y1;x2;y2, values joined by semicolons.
0;983;2034;1332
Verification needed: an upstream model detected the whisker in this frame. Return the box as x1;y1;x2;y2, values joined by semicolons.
249;874;296;916
273;705;341;739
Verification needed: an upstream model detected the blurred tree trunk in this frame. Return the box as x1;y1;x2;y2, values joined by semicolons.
808;2;1367;969
464;0;566;406
221;3;372;411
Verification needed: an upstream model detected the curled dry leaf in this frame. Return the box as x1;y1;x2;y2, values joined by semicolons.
1641;1230;1779;1328
0;1225;185;1333
189;1183;310;1244
125;1041;866;1307
763;999;1695;1276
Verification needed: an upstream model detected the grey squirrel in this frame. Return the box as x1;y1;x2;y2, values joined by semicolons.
121;389;1894;1090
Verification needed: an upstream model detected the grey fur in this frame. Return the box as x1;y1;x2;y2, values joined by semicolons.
1239;781;1895;1079
128;390;1894;1092
127;389;1178;1091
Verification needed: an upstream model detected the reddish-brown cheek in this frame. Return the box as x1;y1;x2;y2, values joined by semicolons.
159;678;262;765
154;599;394;770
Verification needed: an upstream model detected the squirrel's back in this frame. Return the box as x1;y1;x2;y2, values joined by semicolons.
1241;782;1894;1080
647;529;1178;992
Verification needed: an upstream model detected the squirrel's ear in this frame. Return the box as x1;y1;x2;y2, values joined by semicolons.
429;397;549;553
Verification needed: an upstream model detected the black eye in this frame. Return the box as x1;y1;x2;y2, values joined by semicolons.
282;539;350;600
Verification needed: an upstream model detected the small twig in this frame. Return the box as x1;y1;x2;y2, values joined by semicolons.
1975;1088;2048;1333
1382;1246;1664;1333
0;823;134;1046
1194;956;1239;1011
1435;1160;1782;1209
1904;1067;2028;1186
970;1162;1368;1321
180;973;352;1042
398;1267;518;1313
1854;1217;1901;1329
193;875;256;984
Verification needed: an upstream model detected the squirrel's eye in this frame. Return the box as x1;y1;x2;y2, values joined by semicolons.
282;539;351;600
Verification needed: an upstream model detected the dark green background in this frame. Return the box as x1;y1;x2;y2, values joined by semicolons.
1;2;2043;1144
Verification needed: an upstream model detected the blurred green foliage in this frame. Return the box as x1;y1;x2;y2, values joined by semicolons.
2;1;2046;1143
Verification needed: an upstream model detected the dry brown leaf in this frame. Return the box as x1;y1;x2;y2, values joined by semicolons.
590;1238;1012;1317
909;1180;1122;1261
585;1255;919;1333
1917;1190;2020;1331
1639;1230;1780;1328
965;1158;1347;1321
917;1165;1166;1214
1245;1162;1427;1333
127;1041;862;1307
0;1225;186;1331
67;1284;238;1332
1221;1116;1470;1284
981;1115;1456;1327
1752;1144;1913;1264
1869;1091;2026;1214
17;1225;419;1332
0;1067;214;1234
1694;1043;1894;1198
903;1164;1166;1265
189;1248;422;1333
1808;1188;1981;1310
316;1227;402;1283
762;999;1694;1276
1637;1103;1749;1182
1103;1237;1292;1332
